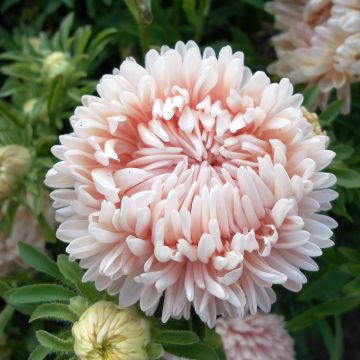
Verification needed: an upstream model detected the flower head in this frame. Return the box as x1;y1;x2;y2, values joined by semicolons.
45;41;337;327
0;197;51;274
0;145;31;199
72;301;150;360
266;0;360;113
215;314;295;360
43;51;73;80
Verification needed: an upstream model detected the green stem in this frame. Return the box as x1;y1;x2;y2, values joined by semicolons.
138;19;149;58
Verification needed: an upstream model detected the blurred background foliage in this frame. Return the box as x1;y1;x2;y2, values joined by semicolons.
0;0;359;359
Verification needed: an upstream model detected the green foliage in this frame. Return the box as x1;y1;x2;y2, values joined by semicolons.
0;1;359;359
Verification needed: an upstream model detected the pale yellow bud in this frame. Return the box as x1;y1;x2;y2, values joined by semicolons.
301;107;325;136
0;145;31;199
43;51;72;80
72;301;150;360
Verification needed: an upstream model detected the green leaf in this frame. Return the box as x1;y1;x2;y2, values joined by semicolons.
314;296;359;317
330;144;354;161
320;100;343;124
60;12;74;49
332;316;343;360
36;213;57;243
165;343;219;360
317;318;334;359
288;296;359;331
29;345;51;360
57;255;101;302
9;284;76;305
18;242;63;280
343;278;360;295
191;310;207;340
299;270;349;301
30;303;78;323
47;75;64;125
0;305;14;333
1;0;21;12
0;280;11;298
147;343;164;359
287;309;318;331
242;0;265;10
124;0;140;22
302;85;321;109
330;166;360;188
36;330;74;352
0;98;24;127
340;263;360;276
153;330;200;345
338;247;360;262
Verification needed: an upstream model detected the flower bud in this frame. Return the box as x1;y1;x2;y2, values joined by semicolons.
0;145;31;199
72;301;150;360
43;51;72;80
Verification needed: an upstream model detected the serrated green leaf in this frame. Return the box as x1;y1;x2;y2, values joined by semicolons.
36;330;74;352
18;242;63;280
9;284;76;305
29;345;51;360
165;343;219;360
0;305;14;333
57;255;101;302
30;303;78;323
153;330;200;345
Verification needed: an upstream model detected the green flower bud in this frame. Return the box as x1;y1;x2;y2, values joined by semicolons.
43;51;73;80
0;145;31;199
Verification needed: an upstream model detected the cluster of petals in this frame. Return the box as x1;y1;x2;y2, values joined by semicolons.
266;0;360;113
215;313;295;360
45;41;337;327
72;300;149;360
0;197;50;274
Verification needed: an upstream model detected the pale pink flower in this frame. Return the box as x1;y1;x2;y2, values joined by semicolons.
0;196;52;274
45;41;337;327
216;314;295;360
266;0;360;113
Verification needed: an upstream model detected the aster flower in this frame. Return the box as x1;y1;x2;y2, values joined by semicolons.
0;197;52;274
72;301;150;360
215;314;295;360
266;0;360;113
45;41;337;327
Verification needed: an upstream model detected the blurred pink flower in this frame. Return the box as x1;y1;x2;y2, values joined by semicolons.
45;41;337;327
266;0;360;113
0;196;52;274
216;314;295;360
